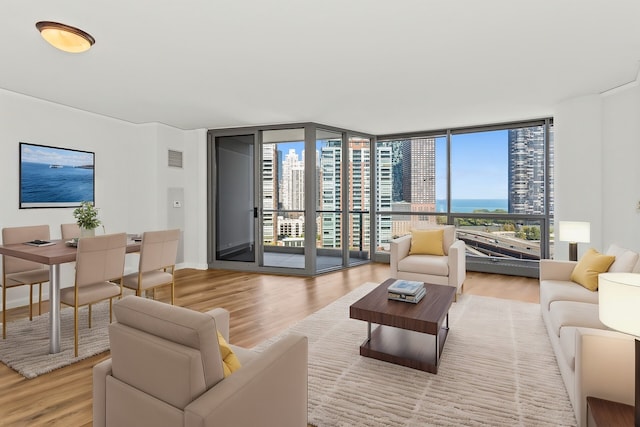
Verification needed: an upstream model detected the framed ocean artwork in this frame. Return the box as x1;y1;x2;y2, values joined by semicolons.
19;142;95;209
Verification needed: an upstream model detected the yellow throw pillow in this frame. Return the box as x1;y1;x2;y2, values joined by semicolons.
217;331;241;377
570;248;615;291
409;229;445;256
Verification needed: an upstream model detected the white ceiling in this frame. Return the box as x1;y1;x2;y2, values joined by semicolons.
3;1;640;134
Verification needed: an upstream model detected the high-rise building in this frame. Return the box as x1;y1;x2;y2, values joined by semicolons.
402;138;436;223
389;138;438;238
320;142;341;248
262;144;278;244
376;143;393;247
348;140;371;252
319;139;377;251
508;127;547;215
280;148;305;211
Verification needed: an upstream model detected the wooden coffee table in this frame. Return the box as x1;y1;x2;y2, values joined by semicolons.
349;278;456;373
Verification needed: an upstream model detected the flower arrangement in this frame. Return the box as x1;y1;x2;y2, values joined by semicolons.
73;201;101;230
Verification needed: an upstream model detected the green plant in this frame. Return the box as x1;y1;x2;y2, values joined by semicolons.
73;201;101;229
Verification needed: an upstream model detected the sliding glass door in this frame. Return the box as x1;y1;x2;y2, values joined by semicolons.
213;133;257;265
261;128;307;271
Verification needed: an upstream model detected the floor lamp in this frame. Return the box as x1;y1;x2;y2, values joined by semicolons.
599;272;640;425
558;221;590;261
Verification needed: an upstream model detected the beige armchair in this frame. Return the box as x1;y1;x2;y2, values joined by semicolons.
93;295;308;427
390;225;466;297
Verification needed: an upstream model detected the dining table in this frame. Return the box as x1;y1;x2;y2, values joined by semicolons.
0;238;141;354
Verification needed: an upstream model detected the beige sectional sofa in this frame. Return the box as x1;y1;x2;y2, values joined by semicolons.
539;244;638;427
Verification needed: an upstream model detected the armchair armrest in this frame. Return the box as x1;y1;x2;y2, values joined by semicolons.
206;308;230;342
575;327;635;427
92;358;113;427
185;333;308;427
390;235;411;277
539;259;577;282
448;239;467;291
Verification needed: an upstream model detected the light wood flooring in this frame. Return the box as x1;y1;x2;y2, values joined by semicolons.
0;263;539;426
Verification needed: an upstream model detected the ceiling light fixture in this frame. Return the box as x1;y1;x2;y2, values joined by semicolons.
35;21;95;53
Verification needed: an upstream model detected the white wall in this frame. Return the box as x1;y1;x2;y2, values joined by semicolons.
601;84;640;250
0;88;207;309
554;83;640;258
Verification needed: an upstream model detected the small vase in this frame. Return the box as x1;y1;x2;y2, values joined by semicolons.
80;227;95;238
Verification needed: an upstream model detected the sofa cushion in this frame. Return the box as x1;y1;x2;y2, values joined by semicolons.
409;229;444;256
559;326;578;371
570;248;615;291
539;280;600;311
548;300;609;337
409;225;455;255
606;244;640;273
398;254;449;276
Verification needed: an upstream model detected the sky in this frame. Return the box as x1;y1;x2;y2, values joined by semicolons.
21;143;94;167
437;130;508;200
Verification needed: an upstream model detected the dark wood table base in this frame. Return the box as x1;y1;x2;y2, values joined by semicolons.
360;317;449;373
350;279;455;374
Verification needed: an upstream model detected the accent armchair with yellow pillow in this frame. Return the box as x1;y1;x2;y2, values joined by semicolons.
93;295;308;427
389;225;466;298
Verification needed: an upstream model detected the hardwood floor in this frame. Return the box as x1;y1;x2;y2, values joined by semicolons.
0;263;539;426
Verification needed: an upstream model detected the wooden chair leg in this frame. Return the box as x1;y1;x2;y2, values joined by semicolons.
2;286;6;339
38;283;42;316
171;282;175;305
29;285;33;321
74;305;79;358
109;299;113;323
88;304;92;329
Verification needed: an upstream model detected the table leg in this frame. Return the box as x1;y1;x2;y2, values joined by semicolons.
367;321;371;342
49;264;61;354
436;313;450;367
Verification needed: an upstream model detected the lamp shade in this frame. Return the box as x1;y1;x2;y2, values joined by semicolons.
558;221;590;243
35;21;95;53
599;272;640;337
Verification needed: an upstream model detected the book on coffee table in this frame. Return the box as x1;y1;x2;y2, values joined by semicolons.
388;286;427;303
387;279;424;296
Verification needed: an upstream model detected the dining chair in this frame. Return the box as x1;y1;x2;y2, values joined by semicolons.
122;229;180;304
60;223;81;240
60;232;127;357
1;225;51;339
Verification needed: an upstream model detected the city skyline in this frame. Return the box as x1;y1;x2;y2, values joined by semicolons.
275;133;512;202
255;123;552;262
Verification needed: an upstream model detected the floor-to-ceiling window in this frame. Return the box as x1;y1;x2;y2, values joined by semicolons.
375;119;554;277
209;119;553;277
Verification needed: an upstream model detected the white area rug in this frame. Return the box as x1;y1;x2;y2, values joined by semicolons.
0;301;110;378
255;282;577;427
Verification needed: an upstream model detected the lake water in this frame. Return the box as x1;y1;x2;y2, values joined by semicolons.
436;199;508;213
21;162;94;204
